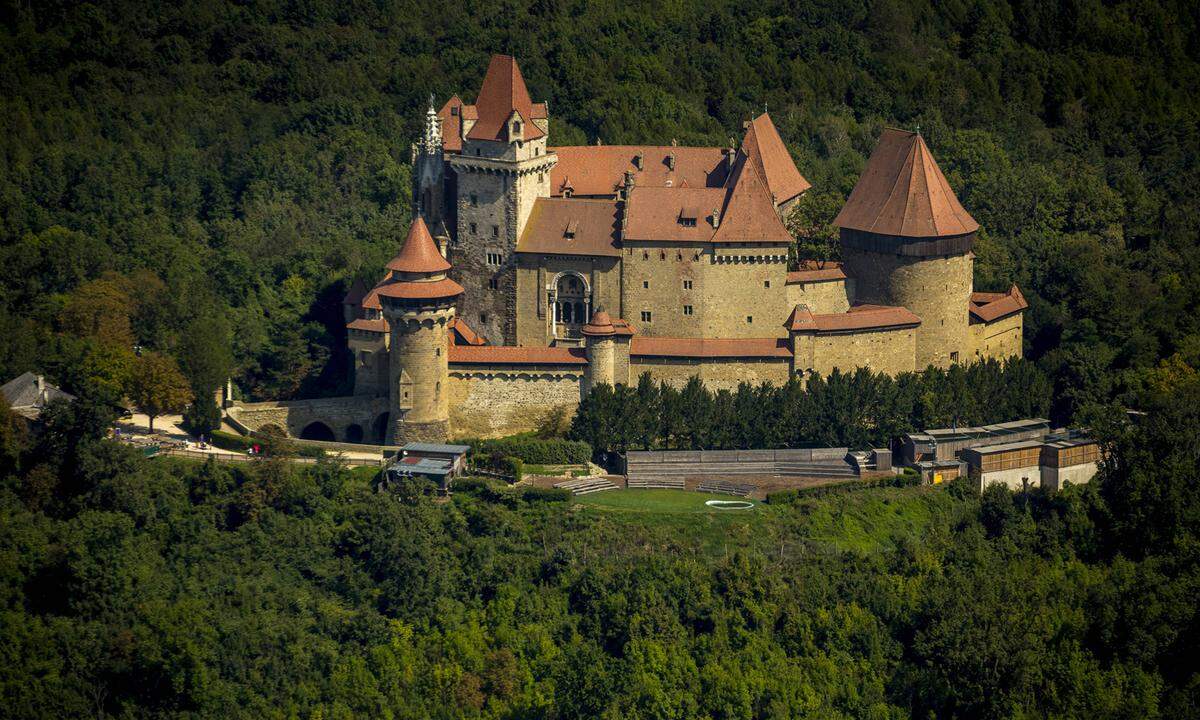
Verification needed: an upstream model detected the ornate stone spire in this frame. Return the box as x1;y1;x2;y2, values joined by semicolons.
422;95;442;154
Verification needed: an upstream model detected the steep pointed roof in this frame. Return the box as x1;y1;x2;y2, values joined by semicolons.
711;154;794;243
438;95;465;153
742;113;810;205
834;129;978;238
466;54;545;142
387;217;452;274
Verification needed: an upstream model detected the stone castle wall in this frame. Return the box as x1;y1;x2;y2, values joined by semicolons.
703;248;791;338
629;356;792;391
793;327;918;377
514;254;621;346
447;365;585;439
620;243;707;337
971;312;1024;361
784;278;851;315
228;396;389;442
841;247;973;369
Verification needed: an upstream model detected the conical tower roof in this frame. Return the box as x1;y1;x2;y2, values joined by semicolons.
387;217;452;274
466;54;544;142
741;113;810;205
833;129;978;238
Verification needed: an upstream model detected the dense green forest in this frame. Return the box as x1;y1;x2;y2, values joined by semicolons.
2;330;1199;718
3;1;1200;717
2;0;1199;418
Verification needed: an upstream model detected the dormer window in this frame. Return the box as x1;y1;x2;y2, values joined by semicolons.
679;206;698;228
451;106;459;116
564;220;578;239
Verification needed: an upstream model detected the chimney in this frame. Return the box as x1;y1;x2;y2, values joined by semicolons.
633;152;644;170
667;152;676;171
35;375;45;401
711;209;720;228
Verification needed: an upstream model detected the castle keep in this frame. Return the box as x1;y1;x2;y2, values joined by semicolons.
233;54;1027;444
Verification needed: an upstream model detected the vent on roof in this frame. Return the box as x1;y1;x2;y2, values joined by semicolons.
564;220;578;239
633;152;644;170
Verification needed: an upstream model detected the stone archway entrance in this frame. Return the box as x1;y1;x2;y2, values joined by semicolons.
549;271;591;339
344;424;364;443
300;421;336;441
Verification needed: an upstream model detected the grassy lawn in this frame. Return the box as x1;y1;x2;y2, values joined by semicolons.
571;486;960;557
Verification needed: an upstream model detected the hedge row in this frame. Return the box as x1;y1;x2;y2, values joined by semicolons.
766;474;923;504
209;430;324;458
450;477;572;505
463;436;591;465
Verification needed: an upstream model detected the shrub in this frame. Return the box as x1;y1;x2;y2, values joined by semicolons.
463;436;591;465
522;486;572;503
767;474;922;503
500;456;524;484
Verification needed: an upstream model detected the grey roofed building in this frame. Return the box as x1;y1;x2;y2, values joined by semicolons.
1;372;75;421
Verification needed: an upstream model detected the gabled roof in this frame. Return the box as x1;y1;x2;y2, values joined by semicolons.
438;95;464;153
342;278;368;305
549;146;730;197
623;187;726;242
630;337;793;359
711;155;794;244
786;261;847;284
466;54;544;142
1;372;74;411
787;304;921;333
448;345;588;365
834;129;978;238
449;317;486;346
387;217;452;274
517;198;621;256
970;284;1028;323
742;113;811;205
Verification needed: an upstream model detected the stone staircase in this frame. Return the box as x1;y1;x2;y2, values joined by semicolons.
696;480;756;497
625;477;687;490
554;476;619;495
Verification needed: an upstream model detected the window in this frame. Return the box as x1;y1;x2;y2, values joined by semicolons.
538;172;544;183
469;222;477;234
470;194;478;206
436;347;441;357
492;225;499;237
488;277;499;289
643;251;649;260
683;279;693;290
642;280;649;289
641;311;652;322
764;280;771;288
746;316;753;324
486;252;502;266
512;121;522;134
683;305;693;315
475;148;481;156
660;251;666;260
950;351;960;363
481;313;488;324
679;218;696;227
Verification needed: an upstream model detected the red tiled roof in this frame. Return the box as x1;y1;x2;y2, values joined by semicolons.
970;284;1028;323
449;317;485;346
786;261;847;284
438;95;464;153
834;129;978;238
630;337;793;359
623;187;727;242
347;318;388;333
549;145;730;197
582;310;615;336
742;113;810;205
517;198;621;256
788;304;921;333
711;155;794;244
448;345;588;365
466;55;544;142
387;217;452;274
374;276;464;300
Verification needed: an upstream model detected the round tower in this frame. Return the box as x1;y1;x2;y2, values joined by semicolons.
376;217;464;444
582;310;617;391
834;129;978;369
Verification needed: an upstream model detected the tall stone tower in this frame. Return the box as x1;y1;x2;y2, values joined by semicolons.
376;217;464;443
446;54;556;344
834;129;979;369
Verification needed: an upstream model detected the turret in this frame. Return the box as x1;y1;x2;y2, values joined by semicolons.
375;217;463;443
834;129;978;369
582;310;633;391
412;97;446;229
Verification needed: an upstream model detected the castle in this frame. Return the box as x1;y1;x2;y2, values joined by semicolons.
232;54;1027;445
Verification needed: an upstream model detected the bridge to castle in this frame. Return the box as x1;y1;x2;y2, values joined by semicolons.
226;396;390;444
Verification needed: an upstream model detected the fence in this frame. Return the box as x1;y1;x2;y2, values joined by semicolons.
150;446;387;467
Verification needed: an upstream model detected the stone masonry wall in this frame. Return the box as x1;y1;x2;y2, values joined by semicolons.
447;365;585;439
629;356;791;391
228;396;388;442
970;312;1023;361
515;254;622;346
703;247;791;338
620;243;707;337
793;326;918;377
784;278;850;315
